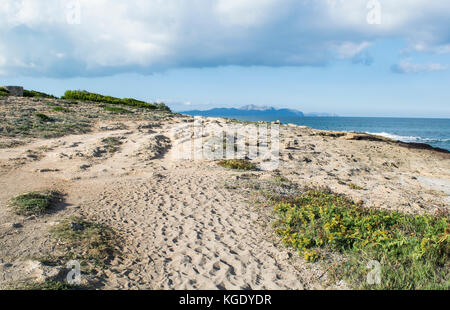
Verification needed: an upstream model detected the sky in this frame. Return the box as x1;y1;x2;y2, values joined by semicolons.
1;0;450;117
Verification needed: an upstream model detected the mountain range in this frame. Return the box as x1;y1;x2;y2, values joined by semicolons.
181;105;338;121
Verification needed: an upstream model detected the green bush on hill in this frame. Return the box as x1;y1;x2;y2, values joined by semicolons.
0;87;10;97
62;90;171;112
23;89;57;99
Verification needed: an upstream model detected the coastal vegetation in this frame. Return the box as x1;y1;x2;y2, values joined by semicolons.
218;159;257;171
9;190;62;216
62;90;171;112
49;217;118;268
52;106;72;113
0;87;9;97
101;136;124;153
23;89;57;99
103;106;133;114
8;279;83;290
273;189;449;289
0;89;174;140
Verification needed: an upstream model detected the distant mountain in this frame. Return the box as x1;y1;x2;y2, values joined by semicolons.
181;105;305;121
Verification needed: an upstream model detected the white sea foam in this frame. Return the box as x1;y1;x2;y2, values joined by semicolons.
366;132;450;144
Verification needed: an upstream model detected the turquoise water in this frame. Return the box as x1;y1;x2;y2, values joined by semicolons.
225;116;450;151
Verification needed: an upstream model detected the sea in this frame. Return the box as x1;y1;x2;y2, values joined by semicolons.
219;116;450;152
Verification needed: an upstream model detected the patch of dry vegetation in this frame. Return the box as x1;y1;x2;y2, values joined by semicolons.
9;190;63;216
218;159;257;171
0;95;174;141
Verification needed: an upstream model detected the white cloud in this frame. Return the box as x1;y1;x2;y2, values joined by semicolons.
0;0;449;77
333;41;372;59
392;59;449;73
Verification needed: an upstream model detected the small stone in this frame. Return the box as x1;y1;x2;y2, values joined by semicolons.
79;164;91;170
303;157;312;163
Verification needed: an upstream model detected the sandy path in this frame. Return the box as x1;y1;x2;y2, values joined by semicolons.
88;155;332;289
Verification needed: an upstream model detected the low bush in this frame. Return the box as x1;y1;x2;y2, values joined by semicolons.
23;89;57;99
9;191;62;216
0;87;9;97
273;189;449;289
50;217;117;267
218;159;257;171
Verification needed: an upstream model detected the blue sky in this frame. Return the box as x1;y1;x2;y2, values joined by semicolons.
1;1;450;117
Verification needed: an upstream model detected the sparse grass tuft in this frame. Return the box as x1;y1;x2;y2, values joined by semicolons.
218;159;257;171
101;137;123;153
52;106;71;113
103;106;133;114
273;189;449;289
50;217;117;267
9;280;82;290
348;183;364;190
9;190;62;216
1;111;92;139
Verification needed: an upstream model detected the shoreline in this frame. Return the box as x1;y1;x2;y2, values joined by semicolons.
179;112;450;153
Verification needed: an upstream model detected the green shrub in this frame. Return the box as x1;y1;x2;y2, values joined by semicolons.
23;89;57;99
273;189;449;289
0;87;9;97
218;159;257;171
62;90;171;112
9;191;62;216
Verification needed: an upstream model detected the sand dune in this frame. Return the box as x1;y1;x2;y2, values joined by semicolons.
1;113;448;289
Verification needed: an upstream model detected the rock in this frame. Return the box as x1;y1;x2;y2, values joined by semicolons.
92;147;106;157
303;157;312;163
79;164;91;170
38;168;60;173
